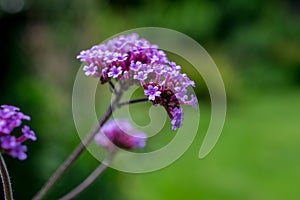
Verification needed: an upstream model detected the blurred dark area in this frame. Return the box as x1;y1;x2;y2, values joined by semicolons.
0;0;300;199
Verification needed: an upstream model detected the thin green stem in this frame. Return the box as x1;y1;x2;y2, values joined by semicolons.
0;154;13;200
59;153;115;200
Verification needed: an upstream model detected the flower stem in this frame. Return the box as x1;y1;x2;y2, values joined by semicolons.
33;89;123;200
108;80;116;93
59;153;115;200
0;154;13;200
33;87;149;199
118;97;149;107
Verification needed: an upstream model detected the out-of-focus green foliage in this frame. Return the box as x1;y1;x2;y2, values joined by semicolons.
0;0;299;199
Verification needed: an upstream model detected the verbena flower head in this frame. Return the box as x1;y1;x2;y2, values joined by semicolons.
94;119;146;152
0;105;36;160
77;33;198;130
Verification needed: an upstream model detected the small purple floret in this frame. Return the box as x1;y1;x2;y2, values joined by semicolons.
83;64;99;76
171;107;184;130
22;125;37;141
9;144;27;160
144;85;161;101
107;66;123;78
134;71;148;81
1;136;18;149
189;95;198;109
0;105;36;160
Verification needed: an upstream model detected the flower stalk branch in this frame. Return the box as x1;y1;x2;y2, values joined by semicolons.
59;152;115;200
108;80;116;93
60;118;147;199
117;97;149;107
0;154;13;200
33;85;149;200
33;88;123;200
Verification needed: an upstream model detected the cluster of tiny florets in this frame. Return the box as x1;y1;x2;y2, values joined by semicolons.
94;119;146;151
77;33;198;130
0;105;36;160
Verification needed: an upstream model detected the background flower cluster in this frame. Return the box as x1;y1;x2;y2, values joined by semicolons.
0;105;36;160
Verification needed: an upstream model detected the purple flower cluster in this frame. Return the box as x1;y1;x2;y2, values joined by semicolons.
95;119;146;151
77;33;198;130
0;105;36;160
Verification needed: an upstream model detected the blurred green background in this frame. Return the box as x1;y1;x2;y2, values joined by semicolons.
1;0;300;199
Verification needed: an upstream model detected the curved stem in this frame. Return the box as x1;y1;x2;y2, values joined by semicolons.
0;154;13;200
33;87;149;200
59;153;115;200
33;89;123;200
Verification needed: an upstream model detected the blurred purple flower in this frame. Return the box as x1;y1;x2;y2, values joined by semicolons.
95;119;147;152
0;105;36;160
